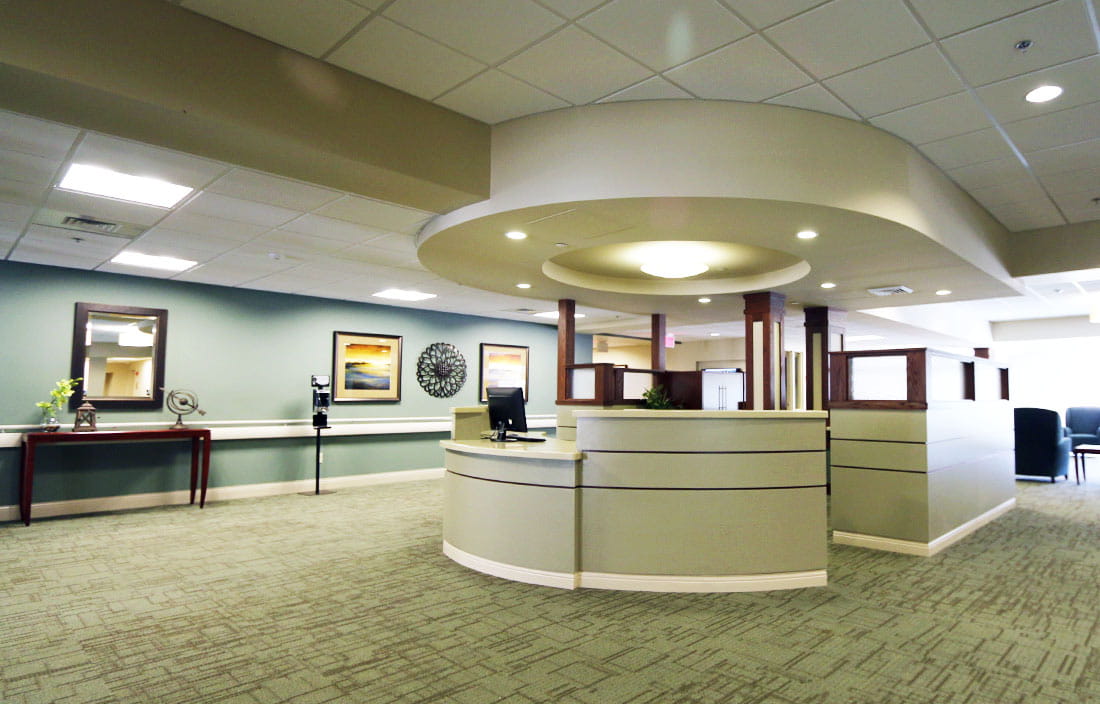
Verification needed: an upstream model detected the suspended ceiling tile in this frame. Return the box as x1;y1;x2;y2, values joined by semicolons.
248;230;352;258
72;133;229;189
178;251;299;281
279;214;386;243
315;195;433;232
0;201;34;227
535;0;607;19
0;110;80;160
382;0;564;64
909;0;1053;38
328;17;486;101
0;149;62;187
968;178;1050;209
947;156;1031;190
598;76;694;103
339;243;422;268
207;170;343;212
180;0;369;58
823;44;963;118
0;176;48;206
918;128;1019;171
977;56;1100;125
97;260;184;279
764;84;861;121
44;190;168;227
435;70;570;125
723;0;829;29
938;0;1095;87
665;35;812;102
984;198;1066;231
125;228;236;260
1026;137;1100;175
501;27;652;105
1051;192;1100;225
183;192;300;228
764;0;929;79
1039;165;1100;195
580;0;750;72
7;242;106;270
157;211;269;242
870;91;993;145
360;232;417;254
1003;101;1100;153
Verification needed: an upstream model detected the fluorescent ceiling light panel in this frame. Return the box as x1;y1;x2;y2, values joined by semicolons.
1025;85;1063;103
111;251;197;272
59;164;193;208
372;288;437;301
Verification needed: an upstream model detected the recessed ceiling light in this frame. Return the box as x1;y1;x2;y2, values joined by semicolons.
516;283;531;289
554;242;569;248
110;251;196;272
698;297;711;303
641;261;709;278
372;288;437;301
533;311;586;319
820;282;837;289
59;163;193;208
709;332;720;337
796;230;818;240
635;242;713;279
505;230;527;240
1025;85;1063;103
935;289;952;296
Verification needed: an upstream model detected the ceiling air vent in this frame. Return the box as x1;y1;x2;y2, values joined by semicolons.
61;216;119;234
866;285;914;296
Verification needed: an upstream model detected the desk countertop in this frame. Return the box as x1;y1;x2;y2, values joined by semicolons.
441;438;581;461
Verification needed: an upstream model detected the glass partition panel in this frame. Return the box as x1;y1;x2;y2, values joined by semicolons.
928;354;966;401
849;355;907;400
571;368;596;400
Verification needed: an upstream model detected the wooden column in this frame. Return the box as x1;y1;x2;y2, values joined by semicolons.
804;306;847;410
743;292;786;410
973;347;990;359
651;313;666;371
556;299;576;403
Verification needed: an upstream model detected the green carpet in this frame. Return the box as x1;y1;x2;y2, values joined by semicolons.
2;474;1099;703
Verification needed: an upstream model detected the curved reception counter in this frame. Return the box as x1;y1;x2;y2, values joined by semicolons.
442;409;828;592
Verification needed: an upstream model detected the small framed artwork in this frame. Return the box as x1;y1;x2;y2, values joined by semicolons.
479;343;529;402
333;331;402;402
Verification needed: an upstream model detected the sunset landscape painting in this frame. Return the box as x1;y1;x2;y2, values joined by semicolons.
333;332;402;401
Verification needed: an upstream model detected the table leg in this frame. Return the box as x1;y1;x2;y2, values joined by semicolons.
199;431;211;508
1075;452;1081;484
20;437;35;526
189;436;199;504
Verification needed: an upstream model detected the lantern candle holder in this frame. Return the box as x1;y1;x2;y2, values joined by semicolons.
73;401;97;432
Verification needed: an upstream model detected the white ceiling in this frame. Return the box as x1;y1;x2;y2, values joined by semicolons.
2;0;1100;346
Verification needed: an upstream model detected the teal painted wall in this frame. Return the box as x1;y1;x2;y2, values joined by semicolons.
0;262;592;506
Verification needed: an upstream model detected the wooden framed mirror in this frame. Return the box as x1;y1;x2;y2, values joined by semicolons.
70;302;168;409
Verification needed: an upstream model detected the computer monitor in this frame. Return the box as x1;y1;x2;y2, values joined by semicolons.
487;386;527;441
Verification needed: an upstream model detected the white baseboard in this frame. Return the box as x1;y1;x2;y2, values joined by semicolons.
442;540;827;592
442;540;579;589
1;467;445;523
832;497;1017;557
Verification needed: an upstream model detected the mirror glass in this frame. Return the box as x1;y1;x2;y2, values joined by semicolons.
71;303;167;409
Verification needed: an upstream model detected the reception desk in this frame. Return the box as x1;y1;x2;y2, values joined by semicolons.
442;409;828;592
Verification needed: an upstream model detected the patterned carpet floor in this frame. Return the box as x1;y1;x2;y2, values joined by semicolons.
2;472;1100;704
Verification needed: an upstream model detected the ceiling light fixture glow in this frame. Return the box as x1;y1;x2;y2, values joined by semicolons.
935;289;952;296
698;297;711;303
1025;85;1063;103
516;283;531;289
372;288;437;301
59;163;193;208
635;242;713;279
505;230;527;240
709;332;720;337
820;282;837;289
796;230;818;240
110;251;196;272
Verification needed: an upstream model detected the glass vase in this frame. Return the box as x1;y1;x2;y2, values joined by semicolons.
40;412;61;432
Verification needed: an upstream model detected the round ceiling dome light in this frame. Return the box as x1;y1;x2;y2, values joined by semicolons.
505;230;527;240
641;260;709;278
935;289;952;296
1025;85;1063;103
698;297;711;303
796;230;818;240
820;282;837;289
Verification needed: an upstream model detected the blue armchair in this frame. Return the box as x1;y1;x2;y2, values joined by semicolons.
1015;408;1070;482
1066;407;1100;448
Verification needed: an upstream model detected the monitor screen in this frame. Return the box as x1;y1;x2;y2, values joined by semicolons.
487;386;527;437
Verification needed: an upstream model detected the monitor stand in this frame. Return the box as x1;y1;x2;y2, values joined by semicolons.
492;421;517;442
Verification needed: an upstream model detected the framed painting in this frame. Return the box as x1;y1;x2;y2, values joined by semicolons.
333;331;402;402
479;343;529;402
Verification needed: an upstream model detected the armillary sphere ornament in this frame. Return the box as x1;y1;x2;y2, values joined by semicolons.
416;343;467;398
167;389;206;429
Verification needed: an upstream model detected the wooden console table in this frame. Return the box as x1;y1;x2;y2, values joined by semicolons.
20;428;212;526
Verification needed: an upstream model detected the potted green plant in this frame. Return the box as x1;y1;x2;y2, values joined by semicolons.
35;377;81;432
642;384;677;410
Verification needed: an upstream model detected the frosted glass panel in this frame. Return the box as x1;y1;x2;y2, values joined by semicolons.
572;368;595;399
929;355;965;401
623;372;654;400
850;356;907;400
